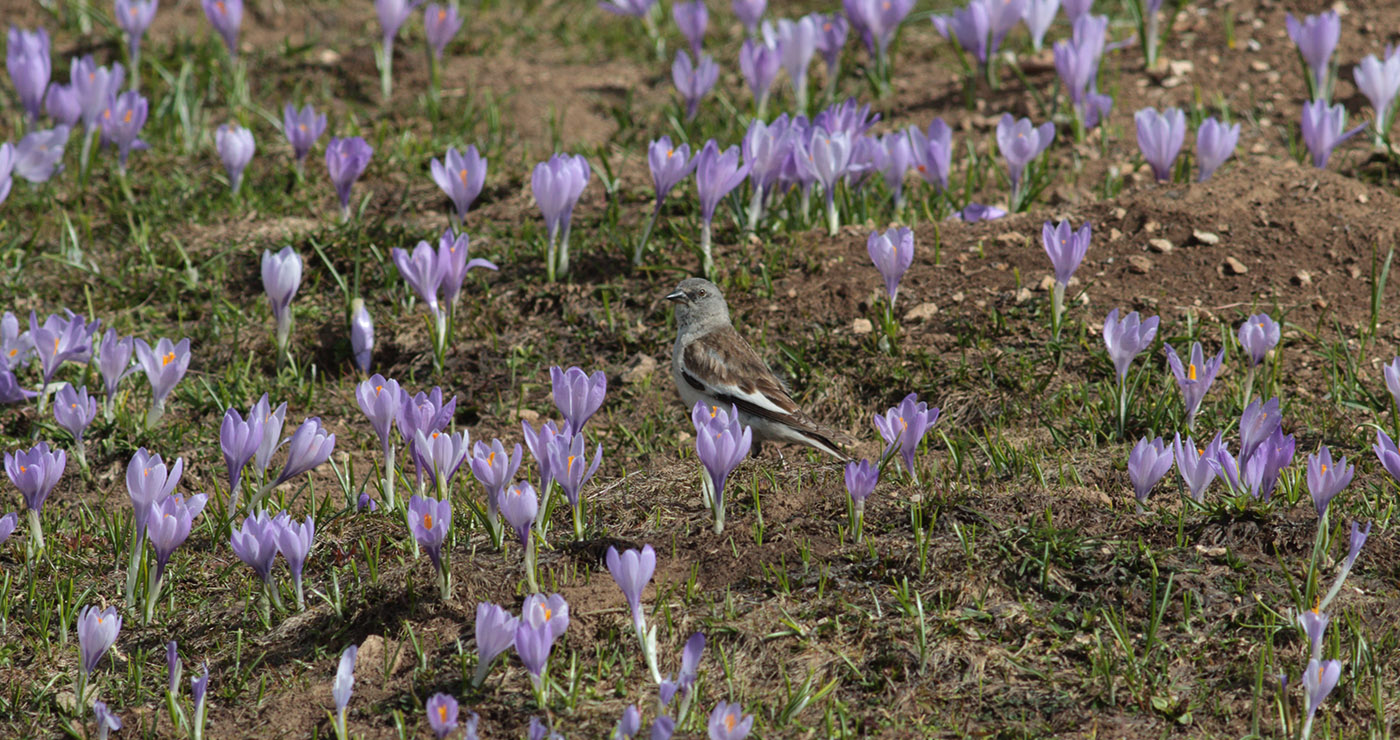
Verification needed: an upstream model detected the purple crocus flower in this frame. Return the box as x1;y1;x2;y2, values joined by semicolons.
438;228;496;309
357;493;378;512
1285;11;1339;100
648;136;697;208
660;632;705;705
1103;309;1159;382
0;142;13;204
844;0;912;59
1042;219;1090;287
350;299;373;373
807;126;853;233
392;239;447;321
202;0;242;56
473;601;520;685
230;510;279;583
775;16;817;110
430;145;487;223
1195;117;1239;182
1063;0;1092;20
426;693;459;739
252;394;288;479
673;1;707;59
739;37;781;114
532;152;590;280
1297;606;1328;662
607;544;656;633
733;0;765;34
939;1;991;64
425;4;464;59
872;392;939;483
216;123;254;193
147;492;204;582
29;311;94;387
1301;659;1341;730
325;136;373;220
1386;357;1400;409
115;0;159;62
93;700;122;740
166;641;182;695
333;645;357;733
1300;99;1366;169
1306;445;1353;518
875;131;913;208
398;388;456;465
469;439;520;540
693;403;753;534
78;605;121;674
408;493;451;569
45;80;81;127
414;428;471;492
867;227;913;309
190;664;210;736
694;140;749;275
133;337;190;424
221;406;263;493
672;51;719;122
1208;437;1244;495
272;418;335;487
7;27;51;122
1237;314;1279;368
708;702;754;740
377;0;424;46
12;126;69;183
1022;0;1059;51
551;366;607;431
1;311;29;371
599;0;655;17
814;13;849;83
844;458;878;510
514;619;557;687
282;103;327;170
97;329;135;409
996;114;1054;204
500;480;539;548
1345;521;1371;568
0;369;32;404
126;448;183;538
1054;15;1109;128
274;513;314;608
1245;427;1294;501
1238;397;1281;462
1164;341;1224;429
1127;436;1173;506
1134;107;1185;182
1354;48;1400;141
99;90;149;170
0;511;17;545
616;705;642;740
53;384;96;446
1173;433;1218;503
72;57;124;133
908;119;953;192
5;441;65;545
1374;429;1400;484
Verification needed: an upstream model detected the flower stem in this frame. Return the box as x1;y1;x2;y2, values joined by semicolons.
27;509;45;558
700;220;714;279
634;200;662;267
523;533;539;593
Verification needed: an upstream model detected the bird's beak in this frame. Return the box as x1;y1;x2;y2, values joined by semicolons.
665;290;686;303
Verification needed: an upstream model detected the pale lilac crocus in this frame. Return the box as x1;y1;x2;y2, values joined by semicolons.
77;605;122;675
275;513;314;609
1286;11;1340;101
876;131;913;209
350;299;373;374
908;118;953;192
29;310;96;390
1237;313;1278;404
607;544;661;681
220;406;263;495
636;136;697;265
551;366;606;431
202;0;242;57
672;51;719;122
1238;397;1281;463
1297;606;1328;663
996;114;1054;209
72;57;124;135
414;429;471;495
808;126;853;234
600;0;656;17
271;418;335;487
1104;308;1159;438
392;239;447;324
53;384;95;468
7;27;50;123
692;403;752;535
230;511;283;608
1053;14;1112;132
437;228;497;310
93;700;122;740
939;1;991;66
45;80;82;129
1173;433;1218;503
126;448;183;542
430;145;487;225
514;619;557;697
1300;99;1366;169
1164;341;1224;431
424;4;463;60
1300;659;1341;738
1374;429;1400;484
4;441;65;553
1063;0;1093;21
844;458;878;540
133;337;190;428
332;645;357;739
375;0;425;99
733;0;765;35
501;481;541;589
616;706;642;740
0;512;17;546
813;13;848;91
1134;107;1185;182
1042;219;1090;339
216;123;254;194
99;90;148;171
472;602;520;686
1195;117;1239;182
872;392;939;483
708;702;754;740
660;632;705;706
190;664;210;739
867;227;913;313
775;16;818;112
12;126;69;183
144;493;205;621
531;152;590;281
673;1;707;59
739;37;780;116
1022;0;1059;51
1127;436;1173;509
426;693;459;739
325;136;373;221
845;0;912;63
283;103;326;173
115;0;158;86
1354;48;1400;146
251;394;288;483
408;493;453;597
469;439;520;547
1307;445;1353;519
97;329;135;419
694;140;749;276
0;142;13;205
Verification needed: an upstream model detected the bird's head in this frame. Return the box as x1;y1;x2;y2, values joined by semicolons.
666;277;728;330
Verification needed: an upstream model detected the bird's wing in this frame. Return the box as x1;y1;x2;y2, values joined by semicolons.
681;326;814;426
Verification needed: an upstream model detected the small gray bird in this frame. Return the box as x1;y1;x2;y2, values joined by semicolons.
667;277;851;459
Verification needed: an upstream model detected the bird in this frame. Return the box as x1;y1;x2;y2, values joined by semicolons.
666;277;852;460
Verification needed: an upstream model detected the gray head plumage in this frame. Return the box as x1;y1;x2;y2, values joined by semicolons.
666;277;730;335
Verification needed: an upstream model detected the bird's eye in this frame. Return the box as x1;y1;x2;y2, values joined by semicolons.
698;289;707;297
